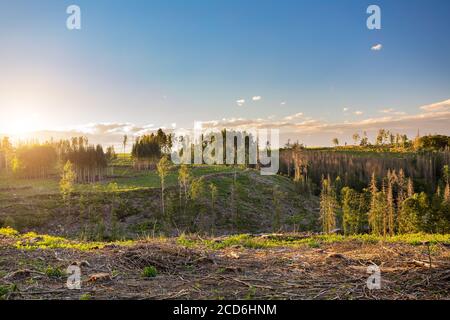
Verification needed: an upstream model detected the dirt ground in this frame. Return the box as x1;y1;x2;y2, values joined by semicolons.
0;236;449;300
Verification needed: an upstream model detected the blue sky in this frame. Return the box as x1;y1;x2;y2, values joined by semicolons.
0;0;449;146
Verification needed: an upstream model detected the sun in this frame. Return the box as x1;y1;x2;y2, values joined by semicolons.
1;114;40;137
0;96;47;136
9;119;35;135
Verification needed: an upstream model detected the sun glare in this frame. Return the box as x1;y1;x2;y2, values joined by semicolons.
1;113;40;137
0;95;47;137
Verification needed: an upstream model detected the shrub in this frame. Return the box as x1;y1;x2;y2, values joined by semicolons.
45;266;64;278
0;286;10;299
142;266;158;278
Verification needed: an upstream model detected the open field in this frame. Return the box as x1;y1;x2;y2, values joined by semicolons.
0;163;239;195
1;228;449;300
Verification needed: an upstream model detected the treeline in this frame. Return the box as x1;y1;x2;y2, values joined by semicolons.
1;138;57;178
0;136;115;182
329;130;449;152
56;137;113;183
131;129;263;169
132;129;172;170
319;167;450;235
12;144;57;179
281;148;450;192
0;137;13;172
281;133;450;191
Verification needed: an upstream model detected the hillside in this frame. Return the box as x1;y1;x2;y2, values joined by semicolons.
0;164;319;239
1;152;449;301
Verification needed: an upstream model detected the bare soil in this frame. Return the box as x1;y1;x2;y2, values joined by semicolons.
1;236;449;300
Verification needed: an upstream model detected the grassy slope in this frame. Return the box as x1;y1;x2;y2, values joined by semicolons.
0;165;239;195
0;164;318;237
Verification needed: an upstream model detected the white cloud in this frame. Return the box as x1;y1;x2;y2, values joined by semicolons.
354;111;363;115
76;122;140;135
252;96;262;101
5;98;449;148
236;99;245;107
201;100;450;139
280;102;286;105
284;113;304;121
379;108;406;115
420;99;450;112
371;43;383;51
343;107;349;112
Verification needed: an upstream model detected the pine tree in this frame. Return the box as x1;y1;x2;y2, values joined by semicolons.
352;133;360;145
443;165;449;185
438;183;450;233
341;187;363;235
429;188;442;233
386;179;395;236
60;161;76;215
407;178;414;197
209;183;218;233
189;177;206;230
1;137;12;173
368;173;378;234
381;180;387;236
397;169;406;199
123;135;128;155
320;178;338;234
332;138;339;147
178;164;191;215
398;194;421;234
230;169;239;230
445;182;450;202
368;173;387;235
157;156;171;219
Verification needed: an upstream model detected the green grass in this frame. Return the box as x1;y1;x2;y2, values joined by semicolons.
177;233;450;249
0;286;9;299
110;153;134;167
0;226;19;237
0;284;16;300
142;266;158;278
0;172;59;196
2;227;449;256
0;165;244;197
80;293;92;300
45;266;64;278
0;228;134;251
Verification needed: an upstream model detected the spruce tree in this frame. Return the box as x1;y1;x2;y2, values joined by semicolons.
320;178;338;234
178;164;190;215
386;178;395;236
60;160;76;216
407;178;414;197
341;187;362;235
157;156;171;220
